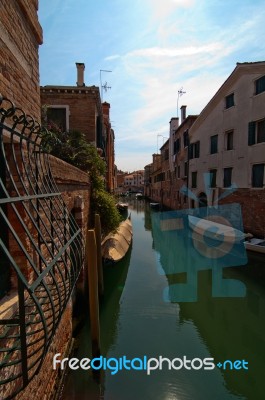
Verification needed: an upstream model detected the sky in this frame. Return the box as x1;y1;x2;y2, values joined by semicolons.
38;0;265;172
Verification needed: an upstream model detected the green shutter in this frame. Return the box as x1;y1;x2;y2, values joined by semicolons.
248;121;256;145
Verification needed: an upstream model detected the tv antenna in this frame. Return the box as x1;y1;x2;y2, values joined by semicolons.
100;69;112;101
177;87;186;117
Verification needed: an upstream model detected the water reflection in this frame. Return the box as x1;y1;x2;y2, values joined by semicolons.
61;201;265;400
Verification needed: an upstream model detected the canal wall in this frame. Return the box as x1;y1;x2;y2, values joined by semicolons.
15;157;90;400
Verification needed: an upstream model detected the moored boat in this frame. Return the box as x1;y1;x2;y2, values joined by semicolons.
116;202;129;212
150;202;160;209
244;238;265;254
101;216;133;263
188;215;245;243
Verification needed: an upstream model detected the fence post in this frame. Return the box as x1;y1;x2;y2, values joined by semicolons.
87;229;101;359
95;213;104;296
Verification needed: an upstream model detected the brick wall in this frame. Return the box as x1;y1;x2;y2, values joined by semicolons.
16;301;73;400
0;0;43;120
219;189;265;237
41;87;102;143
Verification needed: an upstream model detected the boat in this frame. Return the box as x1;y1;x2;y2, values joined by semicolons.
188;215;245;243
150;202;160;209
244;237;265;254
101;216;133;263
135;193;143;199
116;202;129;212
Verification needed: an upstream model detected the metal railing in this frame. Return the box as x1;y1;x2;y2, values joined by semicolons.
0;95;85;399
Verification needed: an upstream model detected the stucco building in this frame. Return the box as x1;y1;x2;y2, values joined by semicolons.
189;61;265;236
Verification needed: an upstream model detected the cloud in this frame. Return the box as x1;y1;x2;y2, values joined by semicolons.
105;54;121;61
125;43;223;59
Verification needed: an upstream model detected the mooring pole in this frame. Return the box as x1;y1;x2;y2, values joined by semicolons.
87;229;101;359
95;213;104;296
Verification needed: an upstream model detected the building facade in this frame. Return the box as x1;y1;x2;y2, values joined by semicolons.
189;62;265;236
0;0;43;120
102;102;115;192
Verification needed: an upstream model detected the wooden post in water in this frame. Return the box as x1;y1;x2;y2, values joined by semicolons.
95;213;104;296
87;229;101;358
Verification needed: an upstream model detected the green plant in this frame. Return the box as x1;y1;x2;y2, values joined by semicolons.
40;120;121;235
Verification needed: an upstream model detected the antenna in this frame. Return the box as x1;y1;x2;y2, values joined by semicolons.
177;87;186;117
100;69;112;101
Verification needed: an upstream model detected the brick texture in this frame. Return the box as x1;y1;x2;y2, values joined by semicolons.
0;0;43;121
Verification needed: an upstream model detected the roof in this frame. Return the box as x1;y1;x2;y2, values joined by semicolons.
189;61;265;135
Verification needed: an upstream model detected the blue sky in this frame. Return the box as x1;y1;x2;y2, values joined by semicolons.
39;0;265;172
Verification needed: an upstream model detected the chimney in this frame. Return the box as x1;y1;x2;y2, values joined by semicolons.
180;105;187;123
76;62;85;86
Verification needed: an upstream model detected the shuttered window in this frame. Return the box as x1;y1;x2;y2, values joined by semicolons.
209;169;217;188
255;75;265;95
248;119;265;145
224;167;232;187
191;171;197;188
252;164;264;187
210;135;218;154
225;93;234;109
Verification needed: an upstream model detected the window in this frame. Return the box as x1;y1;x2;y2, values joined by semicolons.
223;167;232;187
225;93;234;109
209;169;217;188
255;75;265;95
226;130;233;150
194;141;200;158
184;161;188;177
177;165;180;179
257;119;265;143
210;135;218;154
191;171;197;188
47;106;69;131
248;118;265;145
183;130;189;147
252;164;264;188
174;138;181;154
189;141;200;159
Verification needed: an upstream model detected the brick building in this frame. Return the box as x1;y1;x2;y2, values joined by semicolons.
0;0;43;120
0;3;90;399
102;102;115;192
40;63;116;192
41;63;106;153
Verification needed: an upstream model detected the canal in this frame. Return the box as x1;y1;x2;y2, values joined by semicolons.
61;199;265;400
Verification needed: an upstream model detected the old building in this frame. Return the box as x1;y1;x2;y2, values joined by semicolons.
123;170;144;192
189;61;265;236
41;63;105;150
0;0;43;120
171;107;198;209
40;63;116;192
102;102;115;192
0;3;90;399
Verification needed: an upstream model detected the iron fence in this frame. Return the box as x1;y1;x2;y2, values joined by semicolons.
0;95;85;399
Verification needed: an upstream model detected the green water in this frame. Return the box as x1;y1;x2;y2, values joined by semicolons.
61;199;265;400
